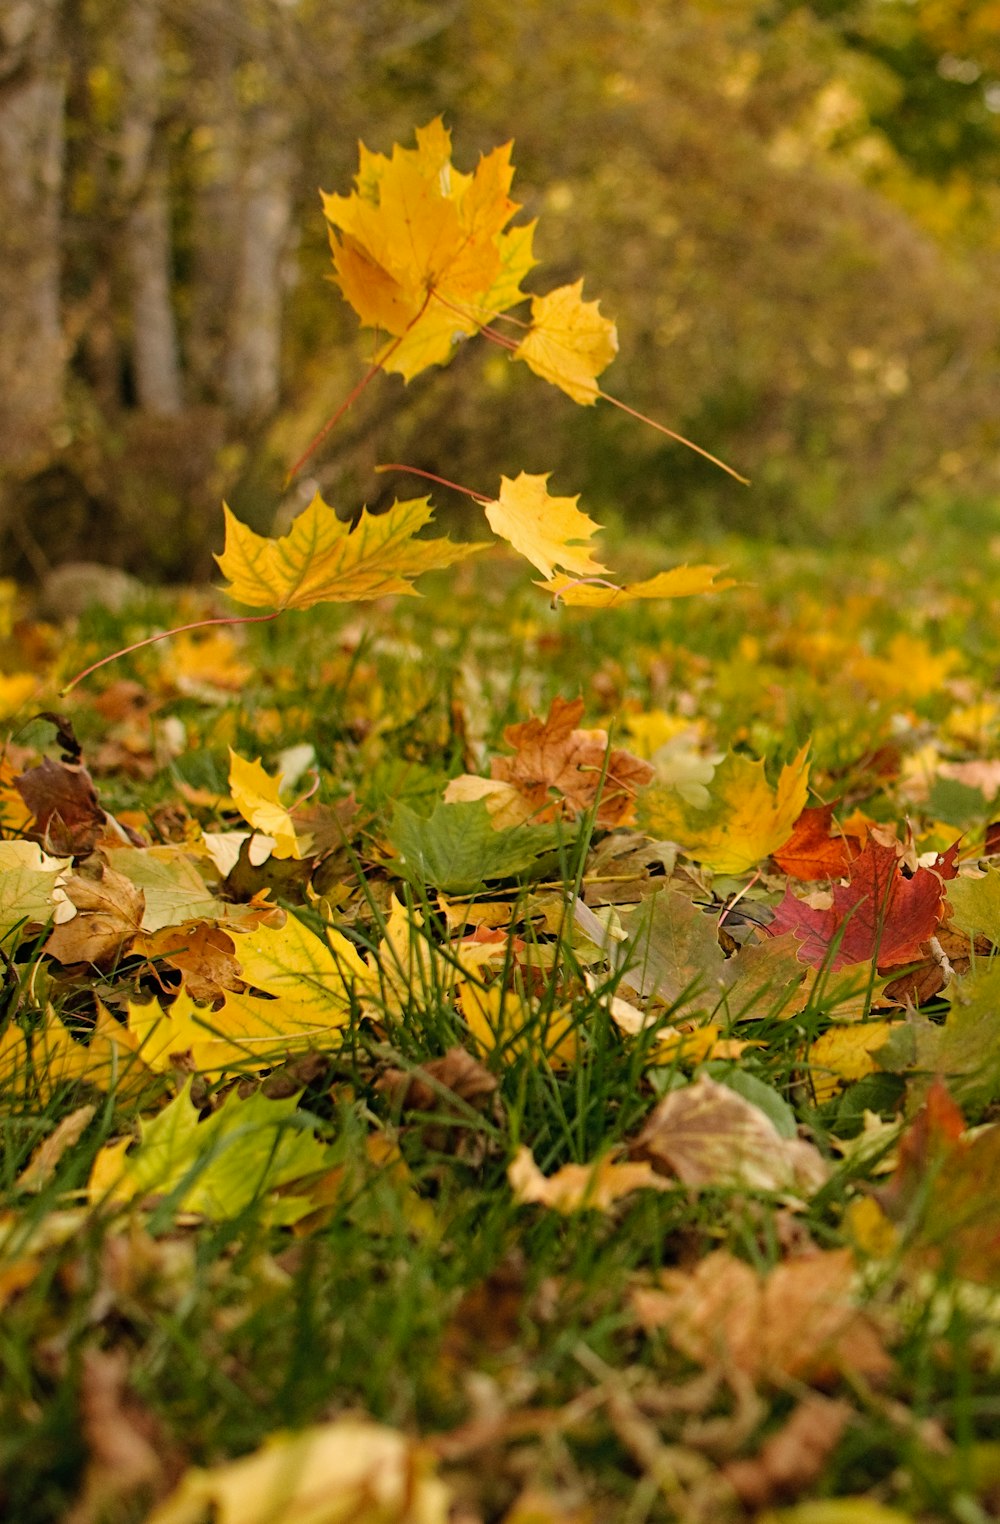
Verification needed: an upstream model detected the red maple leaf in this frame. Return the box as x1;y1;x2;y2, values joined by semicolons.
769;835;949;970
772;802;864;881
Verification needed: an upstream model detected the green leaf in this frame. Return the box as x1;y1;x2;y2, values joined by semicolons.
617;889;727;1009
388;799;561;894
946;866;1000;945
95;1083;330;1224
910;962;1000;1113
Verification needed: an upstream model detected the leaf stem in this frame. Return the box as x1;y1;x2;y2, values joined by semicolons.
595;390;750;484
375;463;492;504
60;612;281;696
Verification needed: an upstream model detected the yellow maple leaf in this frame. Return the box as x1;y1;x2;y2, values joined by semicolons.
127;984;347;1077
483;472;610;580
640;743;810;875
228;748;306;861
216;494;486;613
508;1145;669;1213
540;565;734;606
808;1020;900;1104
323;118;537;381
512;280;618;404
458;981;579;1067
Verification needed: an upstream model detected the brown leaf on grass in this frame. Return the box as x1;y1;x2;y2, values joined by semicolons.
134;921;244;1003
722;1395;852;1508
378;1046;502;1157
631;1248;891;1386
64;1347;175;1524
16;757;107;856
508;1145;671;1213
490;695;654;828
630;1074;828;1198
44;865;145;967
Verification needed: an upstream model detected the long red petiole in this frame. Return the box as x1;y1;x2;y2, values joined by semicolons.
375;463;492;503
285;290;433;485
60;612;281;696
429;288;750;485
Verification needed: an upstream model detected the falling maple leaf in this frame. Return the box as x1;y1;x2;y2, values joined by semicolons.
512;279;618;404
639;744;810;875
770;835;950;970
483;472;610;580
489;694;654;828
216;494;486;613
322;116;537;381
539;564;734;606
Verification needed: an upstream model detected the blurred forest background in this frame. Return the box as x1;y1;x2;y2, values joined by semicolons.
3;0;1000;583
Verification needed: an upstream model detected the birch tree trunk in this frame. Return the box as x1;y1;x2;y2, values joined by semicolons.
118;0;183;415
0;0;65;469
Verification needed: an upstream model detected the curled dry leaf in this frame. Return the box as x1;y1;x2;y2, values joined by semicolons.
491;695;654;828
508;1144;671;1213
15;756;107;857
631;1248;891;1386
631;1074;828;1199
378;1046;502;1157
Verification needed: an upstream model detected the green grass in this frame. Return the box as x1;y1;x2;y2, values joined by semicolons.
2;506;1000;1521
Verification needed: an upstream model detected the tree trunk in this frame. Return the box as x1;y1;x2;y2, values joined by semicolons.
223;104;294;420
118;0;183;415
0;0;66;469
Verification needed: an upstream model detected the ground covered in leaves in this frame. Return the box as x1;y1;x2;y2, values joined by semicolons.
3;507;1000;1524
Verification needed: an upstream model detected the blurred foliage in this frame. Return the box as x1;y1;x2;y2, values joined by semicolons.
6;0;1000;577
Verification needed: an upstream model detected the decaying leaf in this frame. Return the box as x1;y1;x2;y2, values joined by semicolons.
640;745;810;875
770;836;951;971
490;695;654;828
44;863;145;967
228;748;310;861
722;1395;853;1508
632;1248;891;1385
15;755;107;856
631;1074;828;1198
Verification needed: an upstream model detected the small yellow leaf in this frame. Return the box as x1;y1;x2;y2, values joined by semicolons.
216;495;485;613
228;748;305;861
484;472;609;581
540;564;734;607
513;280;618;404
458;982;579;1067
508;1145;669;1213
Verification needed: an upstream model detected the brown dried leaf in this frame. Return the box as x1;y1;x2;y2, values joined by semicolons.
722;1395;852;1507
16;757;106;856
491;695;654;828
15;1104;96;1193
632;1248;891;1387
134;921;244;1003
44;865;145;967
631;1074;829;1199
64;1347;174;1524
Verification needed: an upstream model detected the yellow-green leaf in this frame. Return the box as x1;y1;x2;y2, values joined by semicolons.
640;744;811;875
216;494;486;613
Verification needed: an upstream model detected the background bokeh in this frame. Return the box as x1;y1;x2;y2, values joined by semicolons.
3;0;1000;580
